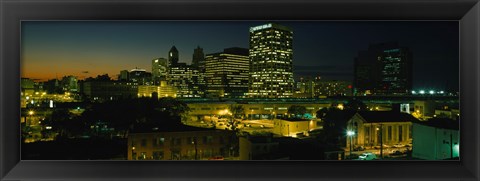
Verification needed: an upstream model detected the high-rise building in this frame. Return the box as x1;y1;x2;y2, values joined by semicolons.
129;68;153;86
354;42;412;96
152;58;168;85
169;63;204;98
192;46;205;72
248;23;294;98
205;47;249;98
168;46;179;67
118;70;129;81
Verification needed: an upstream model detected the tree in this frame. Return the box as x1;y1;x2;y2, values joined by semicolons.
228;104;245;130
344;98;367;111
288;105;307;118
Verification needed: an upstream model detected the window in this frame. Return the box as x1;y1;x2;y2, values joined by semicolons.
141;139;147;147
171;137;181;146
153;137;165;146
388;126;392;141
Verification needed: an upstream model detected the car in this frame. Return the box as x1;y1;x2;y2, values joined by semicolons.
358;152;377;160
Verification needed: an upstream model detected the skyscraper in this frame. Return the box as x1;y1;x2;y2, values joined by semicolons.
168;46;179;67
192;46;205;72
169;63;204;98
248;23;294;98
205;47;249;98
354;42;412;96
152;58;168;85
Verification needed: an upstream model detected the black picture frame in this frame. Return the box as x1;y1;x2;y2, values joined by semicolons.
1;0;478;180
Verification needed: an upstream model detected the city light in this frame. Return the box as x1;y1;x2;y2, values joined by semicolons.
419;90;425;94
347;130;355;136
429;90;435;95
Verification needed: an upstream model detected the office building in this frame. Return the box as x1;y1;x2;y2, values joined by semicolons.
169;63;204;98
152;58;168;85
354;42;412;96
192;46;205;72
168;46;179;67
248;23;294;98
129;68;153;85
205;47;249;98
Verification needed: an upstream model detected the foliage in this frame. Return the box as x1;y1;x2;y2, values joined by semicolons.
227;104;245;131
344;98;367;111
287;105;307;118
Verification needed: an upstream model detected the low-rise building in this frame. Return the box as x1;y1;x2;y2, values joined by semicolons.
138;81;177;98
273;119;317;137
412;118;459;160
346;111;417;148
239;133;283;160
128;124;236;160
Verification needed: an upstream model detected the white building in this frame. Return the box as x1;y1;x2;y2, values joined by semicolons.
412;118;459;160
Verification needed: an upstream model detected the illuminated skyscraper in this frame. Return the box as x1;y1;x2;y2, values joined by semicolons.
152;58;168;85
205;47;249;98
354;42;412;95
169;63;204;98
248;23;294;98
168;46;179;67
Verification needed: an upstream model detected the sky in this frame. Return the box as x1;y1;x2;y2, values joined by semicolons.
21;21;459;91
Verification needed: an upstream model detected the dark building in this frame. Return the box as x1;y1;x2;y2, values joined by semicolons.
248;23;295;98
118;70;129;81
81;75;137;102
128;124;236;160
168;46;179;67
129;68;153;85
354;42;412;96
192;46;205;72
205;47;249;98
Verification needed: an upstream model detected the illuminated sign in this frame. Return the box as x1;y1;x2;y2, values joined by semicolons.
250;23;272;32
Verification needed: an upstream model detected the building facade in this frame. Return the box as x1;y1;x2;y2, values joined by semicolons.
346;111;416;148
129;68;153;85
412;118;459;160
169;63;205;98
248;23;294;98
128;127;236;160
152;58;168;85
354;42;412;96
205;47;249;98
82;80;138;102
168;46;179;67
273;119;317;137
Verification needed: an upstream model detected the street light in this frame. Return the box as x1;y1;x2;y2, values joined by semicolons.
347;130;355;159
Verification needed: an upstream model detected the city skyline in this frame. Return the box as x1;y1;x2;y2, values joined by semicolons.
22;21;459;91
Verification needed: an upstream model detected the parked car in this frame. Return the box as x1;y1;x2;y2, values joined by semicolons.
358;152;377;160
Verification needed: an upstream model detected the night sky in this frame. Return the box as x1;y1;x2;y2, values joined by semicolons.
22;21;459;91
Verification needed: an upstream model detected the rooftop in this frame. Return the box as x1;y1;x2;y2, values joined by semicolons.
130;123;219;134
414;118;459;130
356;111;419;123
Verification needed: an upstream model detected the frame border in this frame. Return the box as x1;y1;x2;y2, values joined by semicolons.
1;0;479;180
